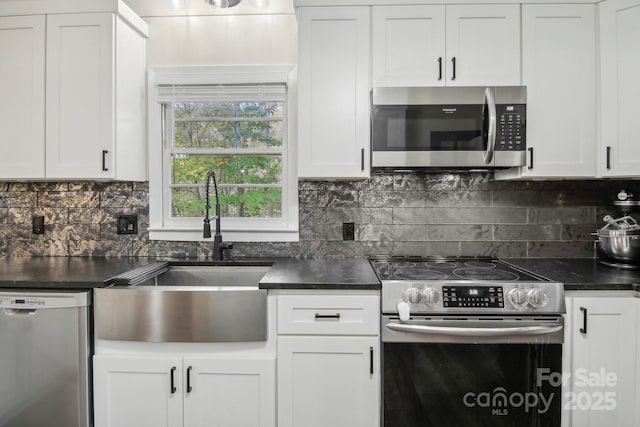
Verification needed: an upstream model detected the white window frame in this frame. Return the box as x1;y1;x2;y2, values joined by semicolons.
148;65;299;242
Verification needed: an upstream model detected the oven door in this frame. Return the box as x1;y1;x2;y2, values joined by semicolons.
381;316;563;427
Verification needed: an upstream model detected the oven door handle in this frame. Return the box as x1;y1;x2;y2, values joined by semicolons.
385;322;563;337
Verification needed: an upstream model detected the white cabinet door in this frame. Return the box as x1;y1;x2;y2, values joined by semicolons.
568;297;637;427
277;336;380;427
372;5;446;87
599;0;640;177
183;356;276;427
297;7;370;179
0;15;45;179
562;298;573;427
45;13;114;179
499;4;596;180
637;299;640;425
445;5;521;86
93;355;183;427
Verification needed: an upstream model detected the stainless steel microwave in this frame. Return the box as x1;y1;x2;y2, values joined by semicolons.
371;86;527;170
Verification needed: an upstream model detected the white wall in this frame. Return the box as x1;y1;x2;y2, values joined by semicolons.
124;0;297;66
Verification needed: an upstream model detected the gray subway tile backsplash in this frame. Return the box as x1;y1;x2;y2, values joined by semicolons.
0;173;638;258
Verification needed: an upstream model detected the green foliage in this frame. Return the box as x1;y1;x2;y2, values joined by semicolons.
170;101;284;218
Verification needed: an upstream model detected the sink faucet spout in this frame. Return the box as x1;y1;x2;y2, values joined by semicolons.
203;170;232;260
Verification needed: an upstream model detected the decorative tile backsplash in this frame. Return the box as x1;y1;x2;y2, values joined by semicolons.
0;174;637;258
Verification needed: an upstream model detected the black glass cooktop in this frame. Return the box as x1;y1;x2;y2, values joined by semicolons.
370;256;547;282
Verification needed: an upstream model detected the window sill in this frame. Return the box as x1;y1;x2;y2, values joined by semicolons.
148;228;299;243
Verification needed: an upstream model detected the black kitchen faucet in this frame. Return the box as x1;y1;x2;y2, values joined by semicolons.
203;170;232;260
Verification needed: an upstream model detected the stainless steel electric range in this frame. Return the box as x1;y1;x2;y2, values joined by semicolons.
370;256;565;427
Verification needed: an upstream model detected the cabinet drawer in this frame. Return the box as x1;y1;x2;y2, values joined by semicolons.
277;295;379;335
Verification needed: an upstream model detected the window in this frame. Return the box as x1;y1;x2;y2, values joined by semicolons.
148;66;298;242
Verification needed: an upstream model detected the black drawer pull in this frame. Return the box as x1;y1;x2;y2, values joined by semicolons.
102;150;109;172
369;347;374;374
170;367;177;394
186;366;193;393
451;57;456;80
314;313;341;320
579;307;588;334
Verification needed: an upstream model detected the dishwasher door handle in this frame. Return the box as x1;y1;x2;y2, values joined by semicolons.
3;308;38;316
386;322;563;337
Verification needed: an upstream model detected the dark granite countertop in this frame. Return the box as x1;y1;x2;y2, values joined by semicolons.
506;258;640;292
0;257;381;291
4;256;635;293
259;258;381;290
0;257;155;290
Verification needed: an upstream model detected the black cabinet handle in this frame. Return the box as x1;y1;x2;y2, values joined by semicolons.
451;57;456;81
579;307;588;334
606;146;611;170
315;313;341;320
528;147;534;170
186;366;193;393
102;150;109;172
369;347;374;374
361;148;365;171
170;367;177;394
438;57;442;81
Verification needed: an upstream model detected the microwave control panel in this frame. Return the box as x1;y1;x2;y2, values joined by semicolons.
496;104;526;151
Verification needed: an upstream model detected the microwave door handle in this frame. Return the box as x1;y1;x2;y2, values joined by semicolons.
385;322;563;337
482;87;497;165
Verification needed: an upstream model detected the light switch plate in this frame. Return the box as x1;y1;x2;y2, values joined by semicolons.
117;215;138;235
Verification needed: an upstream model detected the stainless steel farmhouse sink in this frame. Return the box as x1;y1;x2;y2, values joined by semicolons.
94;262;272;343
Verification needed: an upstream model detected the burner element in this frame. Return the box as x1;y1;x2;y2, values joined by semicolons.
453;268;519;281
463;261;497;269
424;261;458;269
395;269;449;281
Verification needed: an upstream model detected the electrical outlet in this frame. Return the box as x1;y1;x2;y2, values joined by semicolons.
117;215;138;235
32;216;45;235
342;222;355;241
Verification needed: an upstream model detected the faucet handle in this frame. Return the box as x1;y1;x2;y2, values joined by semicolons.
221;242;233;251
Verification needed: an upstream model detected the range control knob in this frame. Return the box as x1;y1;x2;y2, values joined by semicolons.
397;302;411;322
527;288;549;308
422;287;441;305
404;288;423;304
507;288;529;310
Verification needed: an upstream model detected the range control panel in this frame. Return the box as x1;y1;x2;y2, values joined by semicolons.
496;104;526;151
442;286;504;308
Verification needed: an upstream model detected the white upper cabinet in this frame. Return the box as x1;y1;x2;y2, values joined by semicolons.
599;0;640;177
445;5;521;86
0;16;45;179
497;4;596;180
46;12;147;180
372;6;446;87
372;4;520;88
297;7;370;179
0;3;147;181
46;13;115;179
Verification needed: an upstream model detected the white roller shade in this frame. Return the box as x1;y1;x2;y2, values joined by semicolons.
157;84;286;103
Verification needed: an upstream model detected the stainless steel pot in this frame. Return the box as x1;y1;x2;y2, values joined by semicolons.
595;230;640;265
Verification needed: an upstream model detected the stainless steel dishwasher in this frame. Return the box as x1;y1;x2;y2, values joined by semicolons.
0;290;91;427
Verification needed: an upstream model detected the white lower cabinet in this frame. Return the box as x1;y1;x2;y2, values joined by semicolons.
276;292;381;427
564;294;638;427
93;354;275;427
277;336;379;427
